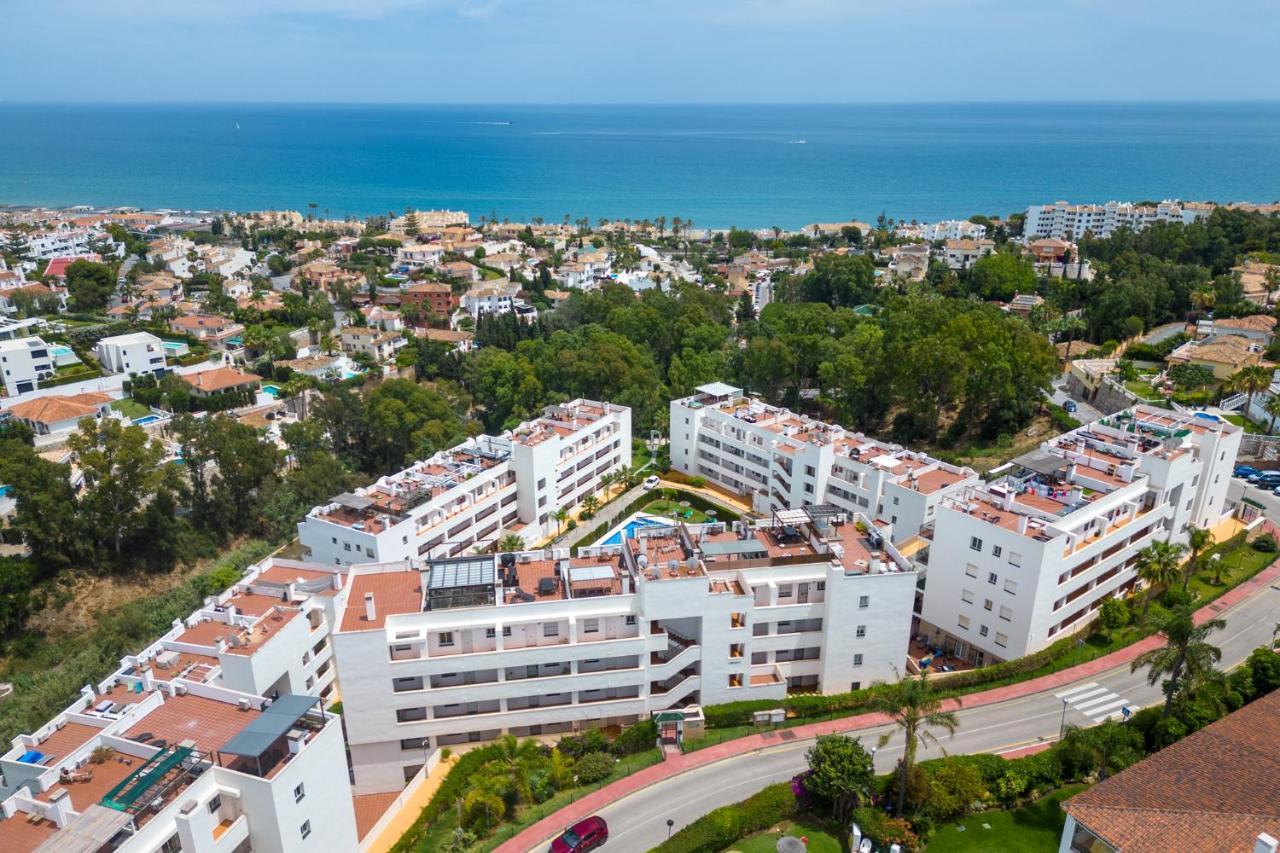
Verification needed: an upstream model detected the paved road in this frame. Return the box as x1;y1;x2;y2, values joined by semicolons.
1143;322;1187;345
592;558;1280;851
1049;374;1104;424
1229;477;1280;519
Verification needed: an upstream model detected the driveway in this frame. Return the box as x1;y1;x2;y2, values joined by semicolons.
1049;375;1103;424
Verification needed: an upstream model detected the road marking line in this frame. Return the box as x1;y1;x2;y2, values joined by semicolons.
1083;699;1127;718
1094;708;1129;722
1074;692;1124;713
1062;687;1111;705
1053;682;1100;699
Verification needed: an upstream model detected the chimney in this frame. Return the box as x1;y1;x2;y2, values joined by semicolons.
1255;834;1278;853
364;592;377;623
46;788;73;828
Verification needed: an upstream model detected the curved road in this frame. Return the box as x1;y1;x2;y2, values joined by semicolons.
586;567;1280;852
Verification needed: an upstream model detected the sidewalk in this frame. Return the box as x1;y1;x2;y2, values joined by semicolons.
494;557;1280;853
363;754;456;853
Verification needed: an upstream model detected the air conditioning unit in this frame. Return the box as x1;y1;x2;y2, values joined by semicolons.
173;683;188;696
237;698;251;711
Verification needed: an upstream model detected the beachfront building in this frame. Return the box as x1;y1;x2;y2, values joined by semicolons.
0;336;56;396
916;406;1241;666
298;400;632;566
0;556;365;853
942;238;995;270
1023;199;1211;240
95;332;167;378
669;383;978;543
331;507;918;792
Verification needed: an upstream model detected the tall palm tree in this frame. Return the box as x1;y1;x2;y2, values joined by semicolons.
1189;285;1216;314
1131;605;1225;714
1135;540;1185;617
553;507;569;536
1181;526;1211;591
1264;394;1280;435
494;532;524;553
488;734;540;806
872;673;960;815
598;471;616;499
1228;364;1273;421
580;495;600;516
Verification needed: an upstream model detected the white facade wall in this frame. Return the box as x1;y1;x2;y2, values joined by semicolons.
1024;200;1204;240
96;332;166;377
0;336;54;396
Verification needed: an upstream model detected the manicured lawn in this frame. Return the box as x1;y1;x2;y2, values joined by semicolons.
1223;413;1271;435
642;497;710;523
1123;380;1162;400
109;398;152;419
1187;538;1277;602
926;784;1086;853
734;816;844;853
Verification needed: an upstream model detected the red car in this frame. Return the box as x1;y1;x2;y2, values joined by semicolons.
549;816;608;852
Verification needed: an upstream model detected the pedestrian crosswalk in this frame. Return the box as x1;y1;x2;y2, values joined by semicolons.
1054;682;1131;723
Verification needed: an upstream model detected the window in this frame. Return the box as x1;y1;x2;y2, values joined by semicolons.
625;615;637;625
438;632;454;647
999;605;1013;621
995;632;1009;648
400;737;426;750
543;622;560;637
816;581;826;591
393;676;423;693
853;653;864;666
1004;579;1018;595
294;783;306;803
207;795;222;814
961;589;974;604
485;628;496;638
979;625;989;637
965;563;978;578
396;707;427;723
858;595;870;609
969;536;983;551
1009;552;1022;568
893;496;900;506
983;599;993;611
160;836;182;853
301;821;312;840
582;618;599;634
987;572;998;586
958;615;971;629
992;545;1002;558
778;584;793;599
855;624;866;638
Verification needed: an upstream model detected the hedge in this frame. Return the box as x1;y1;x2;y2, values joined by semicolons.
571;487;740;554
389;742;506;852
649;782;797;853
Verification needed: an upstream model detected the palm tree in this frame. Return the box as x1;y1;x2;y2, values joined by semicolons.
1264;394;1280;435
1131;605;1225;714
1189;285;1216;314
872;673;960;815
487;734;540;806
553;507;570;536
580;495;600;516
598;471;616;499
495;532;524;553
1181;526;1211;591
1227;364;1273;420
1135;540;1185;617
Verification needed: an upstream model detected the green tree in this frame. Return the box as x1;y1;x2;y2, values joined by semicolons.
1131;605;1226;714
580;494;600;516
804;734;875;824
1182;526;1211;590
1099;596;1131;639
1264;394;1280;435
553;507;570;536
1228;364;1273;418
64;259;116;311
968;252;1036;302
1135;540;1185;617
872;673;960;815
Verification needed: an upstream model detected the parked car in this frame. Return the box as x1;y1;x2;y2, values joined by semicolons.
1063;400;1078;413
549;816;608;852
642;475;660;491
1235;465;1260;478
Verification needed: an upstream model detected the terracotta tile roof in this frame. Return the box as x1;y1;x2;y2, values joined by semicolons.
8;392;111;425
224;591;290;617
29;721;101;763
123;693;257;755
340;572;423;632
1065;687;1280;852
37;752;136;812
1215;314;1277;334
176;619;235;647
181;367;261;393
353;791;398;841
0;809;59;850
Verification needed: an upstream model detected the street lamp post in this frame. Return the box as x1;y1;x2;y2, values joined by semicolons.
1059;698;1069;739
667;818;674;839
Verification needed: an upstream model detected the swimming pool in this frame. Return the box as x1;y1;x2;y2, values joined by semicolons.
51;345;73;357
134;415;162;426
262;384;282;397
0;485;11;498
598;514;671;546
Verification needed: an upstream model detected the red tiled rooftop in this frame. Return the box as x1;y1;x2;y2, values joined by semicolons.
340;572;422;631
177;619;235;647
912;468;967;494
0;809;59;850
123;694;257;755
353;791;398;841
255;565;336;586
27;722;102;764
225;591;292;618
37;753;136;812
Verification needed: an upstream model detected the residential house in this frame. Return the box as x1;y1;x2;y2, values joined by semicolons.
169;314;245;351
360;305;404;332
418;327;474;353
7;391;114;437
0;336;56;396
1232;260;1280;306
439;260;480;283
340;327;403;363
181;367;262;398
394;244;445;272
885;244;930;281
95;332;167;378
1166;335;1270;381
942;238;995;271
1006;293;1045;318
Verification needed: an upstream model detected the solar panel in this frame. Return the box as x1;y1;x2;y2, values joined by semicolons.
568;564;615;584
426;557;495;590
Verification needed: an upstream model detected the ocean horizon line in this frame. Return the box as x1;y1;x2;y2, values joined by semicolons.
3;98;1279;108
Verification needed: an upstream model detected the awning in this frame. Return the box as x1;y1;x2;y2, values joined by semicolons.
218;694;318;759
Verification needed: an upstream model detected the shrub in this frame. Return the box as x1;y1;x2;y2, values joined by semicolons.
919;760;988;820
654;782;796;853
1253;533;1278;553
557;727;608;759
573;751;615;784
390;742;506;851
611;718;657;755
566;518;577;530
852;807;920;852
1246;647;1280;695
461;789;504;833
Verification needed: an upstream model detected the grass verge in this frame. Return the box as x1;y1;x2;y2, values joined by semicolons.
925;784;1086;852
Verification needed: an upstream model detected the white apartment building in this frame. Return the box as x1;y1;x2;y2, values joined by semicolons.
669;383;978;543
26;228;111;260
298;400;632;566
0;556;363;853
1023;199;1212;240
916;406;1241;666
0;336;56;396
897;220;988;242
96;331;167;378
332;507;918;792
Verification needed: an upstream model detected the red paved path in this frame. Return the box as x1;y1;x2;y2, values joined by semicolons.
494;553;1280;853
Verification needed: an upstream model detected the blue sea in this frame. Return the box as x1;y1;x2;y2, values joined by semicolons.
0;102;1277;228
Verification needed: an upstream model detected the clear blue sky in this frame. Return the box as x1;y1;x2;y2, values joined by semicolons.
3;0;1277;103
